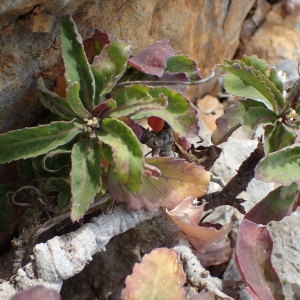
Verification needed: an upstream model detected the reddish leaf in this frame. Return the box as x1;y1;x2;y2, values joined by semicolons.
121;248;186;300
147;116;165;132
236;183;300;300
236;220;284;300
166;199;233;267
129;40;174;77
83;29;110;63
109;157;210;210
10;285;60;300
245;183;300;224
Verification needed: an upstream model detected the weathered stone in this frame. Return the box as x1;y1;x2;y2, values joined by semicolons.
0;0;255;133
241;2;300;63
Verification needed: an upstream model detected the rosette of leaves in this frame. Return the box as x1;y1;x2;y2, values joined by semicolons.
212;55;299;185
0;16;206;222
212;56;300;299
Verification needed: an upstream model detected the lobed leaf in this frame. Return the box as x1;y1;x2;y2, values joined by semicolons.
70;138;101;221
128;40;174;77
97;118;143;192
60;15;95;111
92;41;131;103
222;57;285;112
264;122;296;154
0;120;83;164
38;78;78;120
121;248;186;300
109;157;210;210
211;101;244;145
255;143;300;185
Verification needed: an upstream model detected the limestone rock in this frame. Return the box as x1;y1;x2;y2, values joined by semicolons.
0;0;255;133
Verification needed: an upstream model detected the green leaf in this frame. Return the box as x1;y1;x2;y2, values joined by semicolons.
60;15;95;111
110;85;167;118
70;138;101;221
38;78;78;120
264;122;296;154
222;57;285;112
109;157;210;210
0;184;15;233
0;120;84;164
97;118;143;192
92;41;130;103
66;82;92;120
166;55;200;80
255;143;300;185
133;87;199;138
245;183;300;224
242;106;277;138
211;101;245;145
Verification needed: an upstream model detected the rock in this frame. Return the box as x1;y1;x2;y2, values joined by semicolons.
241;2;300;63
0;0;256;133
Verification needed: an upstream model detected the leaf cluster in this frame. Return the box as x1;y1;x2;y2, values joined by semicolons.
0;15;208;222
212;55;300;299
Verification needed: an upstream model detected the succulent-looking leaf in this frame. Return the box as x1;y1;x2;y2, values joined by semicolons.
0;120;83;164
92;41;131;103
264;122;296;154
236;183;300;300
222;57;285;112
109;157;210;210
121;248;186;300
242;106;277;138
211;101;244;145
166;199;233;267
255;143;300;185
128;40;174;77
97;118;143;192
147;116;165;132
245;183;300;224
38;78;78;120
60;15;95;111
166;55;201;81
188;292;219;300
236;219;284;300
70;138;101;221
66;82;92;120
0;184;15;233
110;85;168;119
133;87;200;138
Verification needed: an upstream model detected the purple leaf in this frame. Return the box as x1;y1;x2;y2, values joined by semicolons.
236;220;284;300
129;40;174;77
10;285;60;300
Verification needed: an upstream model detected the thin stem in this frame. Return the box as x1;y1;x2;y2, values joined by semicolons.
117;71;216;87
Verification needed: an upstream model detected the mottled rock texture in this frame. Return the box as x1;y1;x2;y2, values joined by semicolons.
0;0;255;133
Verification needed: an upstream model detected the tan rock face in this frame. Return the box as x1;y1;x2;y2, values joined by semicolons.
0;0;255;132
241;3;300;64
